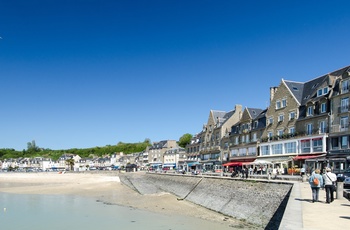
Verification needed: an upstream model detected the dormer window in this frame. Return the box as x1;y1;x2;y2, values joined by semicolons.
317;87;329;97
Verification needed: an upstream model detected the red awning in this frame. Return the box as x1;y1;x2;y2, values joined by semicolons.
222;162;243;167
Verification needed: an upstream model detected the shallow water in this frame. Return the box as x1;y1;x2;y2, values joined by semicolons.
0;192;239;230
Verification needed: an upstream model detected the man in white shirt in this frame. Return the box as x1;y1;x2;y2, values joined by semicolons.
323;167;337;203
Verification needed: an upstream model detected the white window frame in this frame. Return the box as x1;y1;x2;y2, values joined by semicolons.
282;98;287;107
276;100;281;109
278;114;284;122
319;121;326;134
289;111;295;120
289;127;295;134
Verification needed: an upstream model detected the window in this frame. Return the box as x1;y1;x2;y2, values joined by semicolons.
340;116;349;131
241;135;245;143
341;136;348;149
313;138;323;152
307;123;313;135
307;106;313;116
248;147;256;155
252;133;257;141
285;142;296;153
272;143;283;154
342;80;349;93
341;97;349;112
289;111;295;120
246;134;250;143
268;132;273;140
301;140;311;153
277;129;283;137
331;137;339;150
317;87;329;97
276;100;281;109
254;121;258;129
319;121;327;133
239;148;247;156
289;127;295;134
235;137;239;145
323;87;328;94
261;146;270;156
268;117;273;125
230;149;238;157
278;114;284;122
282;98;287;107
321;102;327;113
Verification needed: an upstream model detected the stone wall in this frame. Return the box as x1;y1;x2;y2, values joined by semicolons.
119;172;293;228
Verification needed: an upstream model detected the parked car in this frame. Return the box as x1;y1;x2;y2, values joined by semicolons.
344;177;350;189
337;167;350;182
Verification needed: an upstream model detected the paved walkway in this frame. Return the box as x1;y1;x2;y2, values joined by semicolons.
280;181;350;230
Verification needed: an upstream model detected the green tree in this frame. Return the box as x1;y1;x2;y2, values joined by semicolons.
178;133;192;148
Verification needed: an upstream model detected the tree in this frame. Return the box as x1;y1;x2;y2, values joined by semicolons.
65;159;75;171
178;133;192;148
27;140;39;153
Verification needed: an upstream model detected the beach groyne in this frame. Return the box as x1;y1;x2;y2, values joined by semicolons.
119;172;293;229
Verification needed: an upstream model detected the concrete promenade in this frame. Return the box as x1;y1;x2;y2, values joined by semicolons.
280;180;350;230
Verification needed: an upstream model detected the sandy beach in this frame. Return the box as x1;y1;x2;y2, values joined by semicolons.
0;172;248;229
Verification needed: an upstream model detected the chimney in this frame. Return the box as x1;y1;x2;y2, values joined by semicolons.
270;87;278;102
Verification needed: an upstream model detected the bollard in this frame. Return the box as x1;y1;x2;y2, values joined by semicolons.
336;182;343;199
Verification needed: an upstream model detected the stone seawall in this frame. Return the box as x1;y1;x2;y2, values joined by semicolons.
119;172;293;229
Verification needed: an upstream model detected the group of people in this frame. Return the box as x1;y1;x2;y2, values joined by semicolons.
308;167;337;204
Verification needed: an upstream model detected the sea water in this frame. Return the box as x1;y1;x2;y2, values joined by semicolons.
0;192;236;230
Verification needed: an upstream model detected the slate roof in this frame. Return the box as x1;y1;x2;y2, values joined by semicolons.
212;109;235;127
284;65;350;105
247;108;263;120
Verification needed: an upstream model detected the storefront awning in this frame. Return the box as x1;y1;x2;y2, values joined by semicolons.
187;162;200;167
293;154;325;160
222;162;243;167
246;159;273;165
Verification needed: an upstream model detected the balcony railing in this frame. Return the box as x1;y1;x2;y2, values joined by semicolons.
331;124;349;133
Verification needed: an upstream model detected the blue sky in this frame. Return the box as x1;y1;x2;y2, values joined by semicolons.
1;1;350;151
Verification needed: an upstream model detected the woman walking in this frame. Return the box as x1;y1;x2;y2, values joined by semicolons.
309;169;323;203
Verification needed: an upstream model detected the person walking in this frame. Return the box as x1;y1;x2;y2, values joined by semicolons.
309;168;323;203
323;167;337;203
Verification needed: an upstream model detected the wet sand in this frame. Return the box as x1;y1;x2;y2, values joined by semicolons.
0;172;254;229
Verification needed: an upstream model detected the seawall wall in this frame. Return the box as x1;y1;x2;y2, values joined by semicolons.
119;172;293;229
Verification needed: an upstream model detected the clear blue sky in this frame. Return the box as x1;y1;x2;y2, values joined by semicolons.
1;1;350;151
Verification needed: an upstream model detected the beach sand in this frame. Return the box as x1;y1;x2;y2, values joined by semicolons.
0;172;250;229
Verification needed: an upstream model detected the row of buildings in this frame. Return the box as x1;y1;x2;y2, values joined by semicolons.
182;65;350;174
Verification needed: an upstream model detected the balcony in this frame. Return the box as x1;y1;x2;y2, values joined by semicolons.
331;124;349;133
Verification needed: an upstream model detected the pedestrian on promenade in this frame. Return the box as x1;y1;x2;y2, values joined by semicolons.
308;168;323;203
245;167;249;179
323;167;337;204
